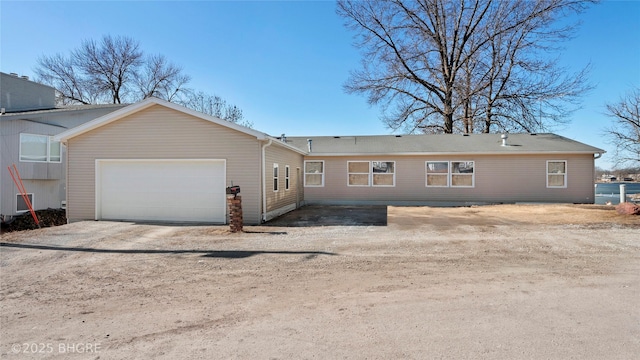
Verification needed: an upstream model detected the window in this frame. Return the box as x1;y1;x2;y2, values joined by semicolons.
273;163;279;192
426;161;449;187
547;160;567;188
348;161;395;187
304;161;324;187
16;193;34;213
425;161;475;187
285;165;290;191
348;161;370;186
372;161;395;186
20;133;61;163
451;161;474;187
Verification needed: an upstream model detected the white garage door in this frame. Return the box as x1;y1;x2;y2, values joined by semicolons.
97;159;226;223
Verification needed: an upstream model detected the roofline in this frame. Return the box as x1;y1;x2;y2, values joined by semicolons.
303;150;605;157
268;139;309;155
54;97;269;142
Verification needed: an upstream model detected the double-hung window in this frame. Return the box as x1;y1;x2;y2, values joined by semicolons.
348;161;370;186
273;164;279;192
547;160;567;188
426;161;449;187
426;161;475;187
304;161;324;187
285;165;290;191
348;161;395;187
20;133;61;163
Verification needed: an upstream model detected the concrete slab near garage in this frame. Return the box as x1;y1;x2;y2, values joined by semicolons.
264;205;387;226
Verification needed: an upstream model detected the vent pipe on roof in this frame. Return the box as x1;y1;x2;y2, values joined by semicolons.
307;139;312;152
501;133;508;146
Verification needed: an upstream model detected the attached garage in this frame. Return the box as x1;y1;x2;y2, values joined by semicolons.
96;159;226;223
55;97;306;225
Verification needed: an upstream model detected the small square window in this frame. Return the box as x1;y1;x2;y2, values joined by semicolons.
16;193;34;213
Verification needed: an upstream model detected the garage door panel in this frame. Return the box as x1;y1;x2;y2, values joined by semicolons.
98;160;226;223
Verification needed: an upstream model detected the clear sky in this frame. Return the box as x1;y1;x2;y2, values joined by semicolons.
1;0;639;170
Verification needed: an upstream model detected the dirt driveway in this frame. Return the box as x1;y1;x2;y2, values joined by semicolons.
1;204;639;359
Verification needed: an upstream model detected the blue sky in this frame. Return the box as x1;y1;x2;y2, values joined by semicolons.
1;0;639;169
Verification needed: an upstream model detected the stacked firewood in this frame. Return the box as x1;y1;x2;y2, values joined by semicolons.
1;208;66;232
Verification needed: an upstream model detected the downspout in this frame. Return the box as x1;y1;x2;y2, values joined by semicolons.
594;152;602;159
261;139;273;222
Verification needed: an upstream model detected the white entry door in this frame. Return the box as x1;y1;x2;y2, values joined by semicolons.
97;159;226;223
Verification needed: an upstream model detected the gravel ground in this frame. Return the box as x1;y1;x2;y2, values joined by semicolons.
1;204;639;359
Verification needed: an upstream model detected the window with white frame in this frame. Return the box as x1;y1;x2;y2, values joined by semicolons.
547;160;567;187
372;161;395;186
348;161;370;186
425;161;475;187
451;161;474;187
273;163;279;192
20;133;61;163
285;165;290;190
426;161;449;187
348;161;395;187
16;193;34;212
304;161;324;187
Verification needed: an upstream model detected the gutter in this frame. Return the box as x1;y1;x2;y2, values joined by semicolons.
261;139;273;222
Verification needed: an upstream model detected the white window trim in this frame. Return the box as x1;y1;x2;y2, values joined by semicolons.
16;193;34;213
19;133;62;163
546;160;567;188
347;161;396;187
425;161;450;187
304;160;325;187
273;163;279;192
371;161;396;187
347;161;371;187
451;161;475;188
285;165;290;191
425;161;475;188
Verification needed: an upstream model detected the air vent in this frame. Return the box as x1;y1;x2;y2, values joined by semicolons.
530;133;537;136
462;133;470;136
395;135;402;137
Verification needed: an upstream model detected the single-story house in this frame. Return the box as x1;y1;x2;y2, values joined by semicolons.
0;72;125;222
55;97;604;225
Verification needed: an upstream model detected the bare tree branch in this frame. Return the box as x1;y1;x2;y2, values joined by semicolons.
338;0;595;134
604;89;640;166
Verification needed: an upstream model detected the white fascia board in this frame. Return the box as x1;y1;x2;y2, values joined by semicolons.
268;138;308;155
55;97;269;142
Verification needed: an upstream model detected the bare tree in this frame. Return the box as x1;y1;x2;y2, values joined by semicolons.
135;54;191;101
36;35;189;105
35;35;248;126
337;0;594;134
604;89;640;166
179;91;253;128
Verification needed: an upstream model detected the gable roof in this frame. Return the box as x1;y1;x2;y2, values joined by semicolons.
53;97;307;155
54;97;267;141
285;133;604;156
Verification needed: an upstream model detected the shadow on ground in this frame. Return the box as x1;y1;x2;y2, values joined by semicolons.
0;242;336;259
264;205;387;227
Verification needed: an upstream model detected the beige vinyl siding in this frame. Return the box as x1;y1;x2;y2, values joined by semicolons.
303;154;596;204
66;104;263;224
265;144;304;215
